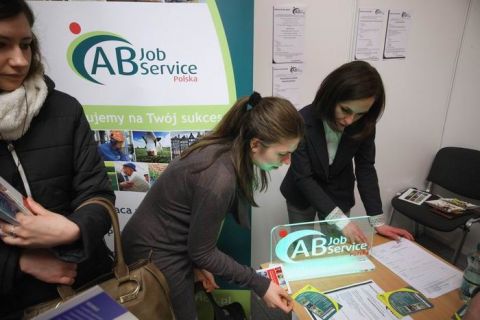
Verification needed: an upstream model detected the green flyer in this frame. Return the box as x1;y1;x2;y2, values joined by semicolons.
292;285;342;320
378;287;433;318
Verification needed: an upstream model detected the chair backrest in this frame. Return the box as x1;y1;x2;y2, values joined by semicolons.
427;147;480;200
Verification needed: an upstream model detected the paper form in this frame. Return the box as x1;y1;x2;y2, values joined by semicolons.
354;8;386;61
371;239;462;298
273;5;306;64
324;280;404;320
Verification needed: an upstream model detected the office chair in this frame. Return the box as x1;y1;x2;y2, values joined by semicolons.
389;147;480;264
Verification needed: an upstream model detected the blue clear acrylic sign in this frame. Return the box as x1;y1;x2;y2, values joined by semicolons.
270;216;375;281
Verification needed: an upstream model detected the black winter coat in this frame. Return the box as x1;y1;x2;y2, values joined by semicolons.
0;78;114;319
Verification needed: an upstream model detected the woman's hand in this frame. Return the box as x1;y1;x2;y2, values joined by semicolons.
375;225;414;241
262;282;293;314
194;268;219;293
19;249;77;285
0;197;80;248
341;222;369;244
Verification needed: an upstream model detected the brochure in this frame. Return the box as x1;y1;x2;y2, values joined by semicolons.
33;285;138;320
377;286;433;319
426;198;479;216
292;284;342;320
0;176;32;225
398;188;431;205
256;264;292;294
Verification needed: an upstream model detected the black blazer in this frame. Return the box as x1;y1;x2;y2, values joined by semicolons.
280;104;383;218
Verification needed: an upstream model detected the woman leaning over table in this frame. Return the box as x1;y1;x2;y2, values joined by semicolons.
281;61;414;243
122;92;304;319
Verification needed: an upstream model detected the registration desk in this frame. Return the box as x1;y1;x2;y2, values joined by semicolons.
264;234;464;320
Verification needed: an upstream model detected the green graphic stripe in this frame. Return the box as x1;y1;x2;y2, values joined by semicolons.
83;104;230;131
207;0;236;104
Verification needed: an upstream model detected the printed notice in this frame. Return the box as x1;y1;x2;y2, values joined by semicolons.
273;6;306;63
371;239;462;298
325;280;404;320
272;64;303;109
384;10;412;59
354;8;386;61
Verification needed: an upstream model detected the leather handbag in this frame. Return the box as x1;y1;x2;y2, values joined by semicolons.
23;197;176;320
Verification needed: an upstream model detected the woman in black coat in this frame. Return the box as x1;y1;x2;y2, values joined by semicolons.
281;61;413;243
0;1;114;318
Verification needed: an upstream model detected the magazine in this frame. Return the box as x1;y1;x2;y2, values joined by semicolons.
33;285;138;320
398;188;431;205
256;264;292;294
0;176;32;225
426;198;480;216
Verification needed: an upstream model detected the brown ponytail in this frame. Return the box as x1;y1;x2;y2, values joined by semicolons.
182;94;304;205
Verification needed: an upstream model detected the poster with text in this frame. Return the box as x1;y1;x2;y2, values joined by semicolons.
31;1;253;318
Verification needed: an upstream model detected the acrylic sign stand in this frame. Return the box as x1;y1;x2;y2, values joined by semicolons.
270;216;375;281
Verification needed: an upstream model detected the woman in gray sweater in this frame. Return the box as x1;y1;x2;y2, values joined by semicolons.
122;92;304;319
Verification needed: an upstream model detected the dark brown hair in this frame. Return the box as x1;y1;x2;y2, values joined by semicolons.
313;61;385;139
182;95;304;206
0;0;44;79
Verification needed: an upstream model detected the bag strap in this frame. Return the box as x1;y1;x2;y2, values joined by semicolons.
75;197;129;279
57;197;129;300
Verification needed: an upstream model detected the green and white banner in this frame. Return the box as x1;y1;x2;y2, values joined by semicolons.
30;0;253;318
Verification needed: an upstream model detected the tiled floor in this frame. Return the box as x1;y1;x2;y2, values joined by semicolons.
250;234;467;320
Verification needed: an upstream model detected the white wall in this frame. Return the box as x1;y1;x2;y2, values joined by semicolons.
433;0;480;255
251;0;479;267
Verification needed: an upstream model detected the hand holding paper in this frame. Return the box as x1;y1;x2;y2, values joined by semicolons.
263;281;293;313
0;197;80;248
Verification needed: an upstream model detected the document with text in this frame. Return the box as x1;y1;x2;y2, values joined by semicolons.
324;280;405;320
371;239;462;298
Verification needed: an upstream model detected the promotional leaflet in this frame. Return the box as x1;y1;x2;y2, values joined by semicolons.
378;287;433;318
33;286;137;320
398;188;431;205
292;285;342;320
256;264;292;294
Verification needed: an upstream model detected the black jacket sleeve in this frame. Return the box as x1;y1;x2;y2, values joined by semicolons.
53;103;114;262
354;129;383;215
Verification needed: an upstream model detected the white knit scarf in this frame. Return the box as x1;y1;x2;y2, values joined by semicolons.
0;74;48;141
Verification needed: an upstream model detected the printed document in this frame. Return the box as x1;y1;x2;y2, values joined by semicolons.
371;239;462;298
273;5;306;63
354;8;386;61
324;280;405;320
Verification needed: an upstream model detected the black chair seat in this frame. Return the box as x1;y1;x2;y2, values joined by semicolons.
391;197;479;232
389;147;480;264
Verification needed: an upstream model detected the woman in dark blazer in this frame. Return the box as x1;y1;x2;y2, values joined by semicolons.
281;61;413;242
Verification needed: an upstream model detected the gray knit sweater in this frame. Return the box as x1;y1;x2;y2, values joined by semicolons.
122;144;270;298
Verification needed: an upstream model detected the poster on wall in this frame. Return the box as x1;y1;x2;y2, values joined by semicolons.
354;8;386;61
383;10;413;59
272;5;306;109
272;63;304;109
30;0;253;318
272;5;306;64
